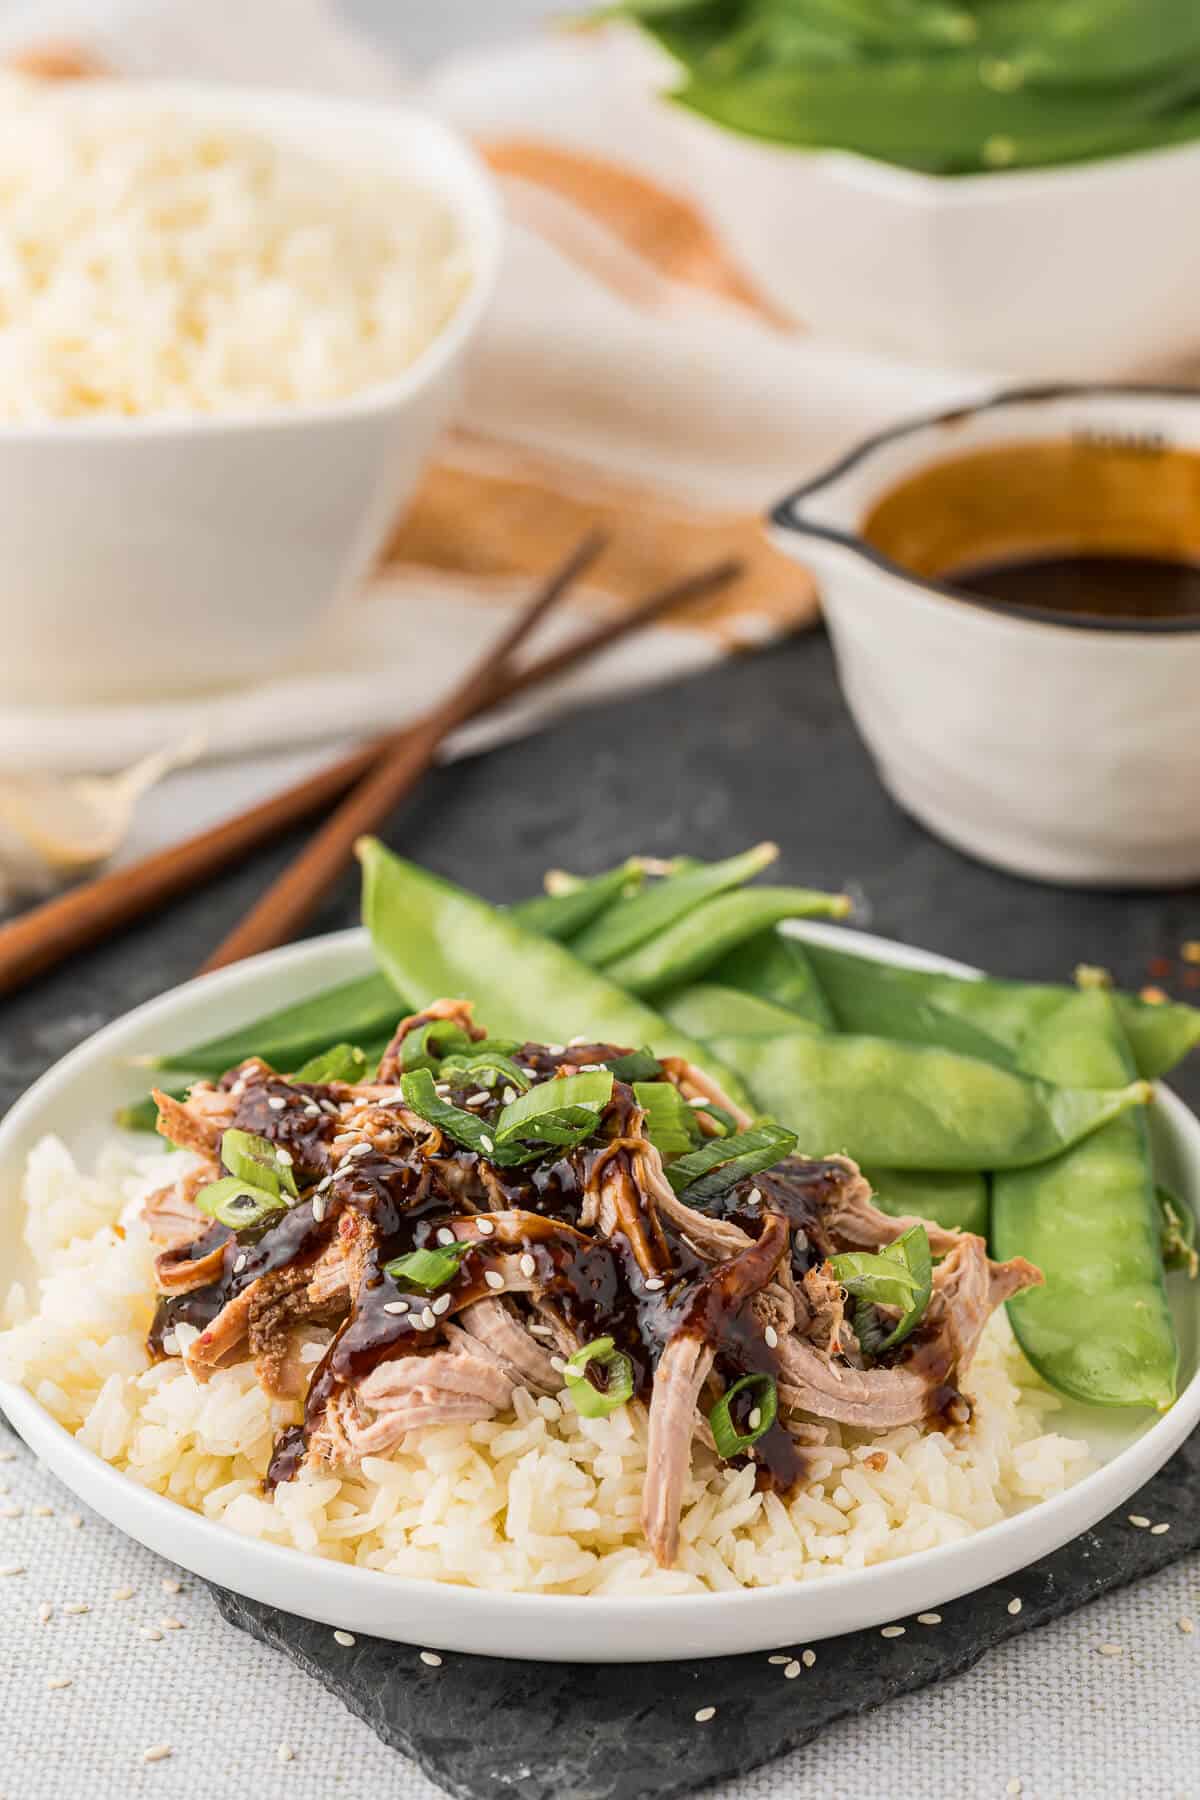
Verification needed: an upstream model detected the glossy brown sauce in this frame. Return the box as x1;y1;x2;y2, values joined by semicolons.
862;437;1200;624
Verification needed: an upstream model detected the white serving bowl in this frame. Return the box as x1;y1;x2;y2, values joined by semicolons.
621;28;1200;379
0;920;1198;1661
0;82;502;705
770;386;1200;888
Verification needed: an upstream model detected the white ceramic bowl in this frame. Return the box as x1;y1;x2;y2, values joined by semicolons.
0;82;502;705
771;386;1200;888
619;30;1200;379
1;920;1197;1662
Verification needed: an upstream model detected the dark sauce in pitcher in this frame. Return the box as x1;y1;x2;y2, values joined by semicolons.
946;552;1200;622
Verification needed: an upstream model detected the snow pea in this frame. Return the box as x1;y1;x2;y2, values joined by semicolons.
804;941;1200;1082
601;886;851;996
706;928;835;1028
144;971;404;1077
568;842;779;967
861;1166;989;1238
992;988;1176;1411
358;839;752;1105
508;858;643;942
698;1027;1150;1172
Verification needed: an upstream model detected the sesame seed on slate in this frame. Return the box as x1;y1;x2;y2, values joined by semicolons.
694;1706;716;1723
1128;1514;1151;1528
420;1651;442;1667
783;1660;801;1679
881;1625;905;1639
1151;1522;1171;1535
801;1650;816;1668
334;1630;355;1647
767;1655;790;1665
917;1613;941;1626
1007;1598;1023;1616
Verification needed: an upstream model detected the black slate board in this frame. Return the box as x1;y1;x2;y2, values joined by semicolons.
4;631;1200;1800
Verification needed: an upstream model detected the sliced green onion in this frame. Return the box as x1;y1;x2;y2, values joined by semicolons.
665;1122;798;1203
195;1175;289;1231
562;1335;635;1418
831;1224;932;1354
440;1045;532;1093
221;1128;298;1200
291;1042;369;1084
708;1372;778;1458
633;1081;702;1157
604;1047;664;1083
690;1101;737;1138
400;1019;475;1074
383;1241;471;1290
494;1070;614;1148
399;1069;503;1158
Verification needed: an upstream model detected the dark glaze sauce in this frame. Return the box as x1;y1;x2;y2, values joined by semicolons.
153;1041;866;1499
947;551;1200;622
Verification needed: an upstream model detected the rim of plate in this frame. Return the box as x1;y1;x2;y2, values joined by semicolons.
1;921;1197;1643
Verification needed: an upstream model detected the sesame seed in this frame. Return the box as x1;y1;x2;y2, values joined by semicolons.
746;1187;763;1207
161;1578;181;1595
550;1356;567;1374
546;1045;565;1056
479;1135;494;1153
0;1503;20;1518
783;1659;801;1679
917;1612;941;1626
0;1450;14;1461
315;1175;333;1193
46;1676;72;1690
1006;1781;1023;1796
568;1036;589;1047
694;1706;716;1723
268;1097;287;1111
1128;1514;1151;1528
38;1603;53;1623
485;1270;505;1290
688;1096;709;1109
1178;1617;1194;1634
334;1630;355;1647
764;1325;779;1349
435;1084;451;1097
0;1563;24;1577
312;1197;327;1223
275;1148;294;1165
1097;1642;1124;1657
142;1745;172;1763
113;1587;135;1602
65;1514;82;1530
880;1625;905;1639
747;1408;763;1431
161;1617;184;1631
475;1218;495;1236
233;1254;247;1275
278;1744;296;1764
420;1650;443;1667
644;1277;665;1292
466;1092;490;1107
436;1228;456;1246
140;1627;164;1642
502;1087;517;1105
1007;1598;1023;1616
1151;1522;1171;1535
767;1654;791;1665
383;1300;409;1316
346;1142;372;1160
420;1308;437;1330
432;1294;452;1316
520;1253;536;1279
32;1504;53;1517
801;1649;816;1668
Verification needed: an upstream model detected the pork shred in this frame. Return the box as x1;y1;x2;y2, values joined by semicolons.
143;1002;1042;1569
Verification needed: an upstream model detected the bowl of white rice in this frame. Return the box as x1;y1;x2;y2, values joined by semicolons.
0;75;501;702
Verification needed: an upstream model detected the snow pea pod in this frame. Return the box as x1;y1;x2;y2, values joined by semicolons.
804;941;1200;1082
143;971;403;1077
862;1166;989;1238
992;988;1176;1411
569;842;779;967
358;838;751;1105
602;886;851;996
699;1027;1150;1172
707;928;835;1028
509;859;642;942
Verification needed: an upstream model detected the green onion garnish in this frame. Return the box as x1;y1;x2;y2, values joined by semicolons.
401;1019;475;1074
291;1042;369;1084
830;1224;932;1354
440;1045;532;1094
221;1127;298;1200
603;1047;663;1083
690;1101;737;1138
383;1241;472;1290
399;1069;505;1158
708;1372;778;1458
562;1335;635;1418
633;1081;701;1158
493;1070;614;1148
664;1122;798;1203
195;1175;289;1231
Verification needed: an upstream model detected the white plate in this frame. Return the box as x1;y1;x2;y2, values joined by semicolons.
1;923;1197;1663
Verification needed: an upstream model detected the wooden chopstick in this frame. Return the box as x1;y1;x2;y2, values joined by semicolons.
0;549;743;1000
197;532;605;972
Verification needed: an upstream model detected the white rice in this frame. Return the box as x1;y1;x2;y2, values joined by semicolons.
0;1136;1095;1596
0;75;469;420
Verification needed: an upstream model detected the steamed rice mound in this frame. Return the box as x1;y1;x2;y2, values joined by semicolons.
0;1137;1095;1596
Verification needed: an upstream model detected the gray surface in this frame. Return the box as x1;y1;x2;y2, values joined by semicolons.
4;633;1200;1800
